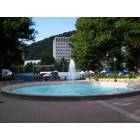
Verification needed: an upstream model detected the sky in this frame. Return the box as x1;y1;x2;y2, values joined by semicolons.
33;17;77;42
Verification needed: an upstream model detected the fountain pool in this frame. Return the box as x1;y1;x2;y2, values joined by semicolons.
1;81;139;99
1;59;140;99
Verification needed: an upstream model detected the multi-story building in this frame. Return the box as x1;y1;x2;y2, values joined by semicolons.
53;37;72;62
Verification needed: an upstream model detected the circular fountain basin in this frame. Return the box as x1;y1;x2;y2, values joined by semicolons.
1;81;140;99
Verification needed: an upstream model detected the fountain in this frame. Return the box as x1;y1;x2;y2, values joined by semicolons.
2;58;136;98
2;58;136;97
68;59;76;80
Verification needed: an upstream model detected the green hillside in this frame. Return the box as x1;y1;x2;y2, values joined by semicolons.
25;31;75;60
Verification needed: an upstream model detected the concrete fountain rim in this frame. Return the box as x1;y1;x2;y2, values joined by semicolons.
1;80;140;100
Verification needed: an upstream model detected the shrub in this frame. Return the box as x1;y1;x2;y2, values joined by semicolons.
0;76;15;81
24;62;33;72
91;73;139;79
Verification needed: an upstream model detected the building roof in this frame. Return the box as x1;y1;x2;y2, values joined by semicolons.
24;60;41;66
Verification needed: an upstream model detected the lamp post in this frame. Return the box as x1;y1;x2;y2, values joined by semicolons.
134;66;137;72
114;57;117;82
121;45;127;71
106;51;109;70
62;63;65;72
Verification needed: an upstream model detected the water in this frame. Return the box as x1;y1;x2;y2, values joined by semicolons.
12;59;134;97
68;59;76;80
12;83;133;96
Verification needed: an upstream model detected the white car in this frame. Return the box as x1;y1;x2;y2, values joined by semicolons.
39;71;52;77
80;71;85;75
89;70;94;74
2;69;12;77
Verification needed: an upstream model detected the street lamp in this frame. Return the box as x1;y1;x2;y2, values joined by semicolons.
62;63;65;72
134;66;137;72
113;57;117;82
106;51;109;70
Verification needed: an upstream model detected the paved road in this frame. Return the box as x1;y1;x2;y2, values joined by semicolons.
0;83;140;123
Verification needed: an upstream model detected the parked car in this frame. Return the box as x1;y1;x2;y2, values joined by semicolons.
118;70;135;75
100;69;135;75
38;71;60;81
100;70;113;74
80;71;85;80
122;70;130;74
1;69;13;77
41;72;52;77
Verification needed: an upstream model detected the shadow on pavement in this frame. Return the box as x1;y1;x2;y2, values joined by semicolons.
0;101;4;103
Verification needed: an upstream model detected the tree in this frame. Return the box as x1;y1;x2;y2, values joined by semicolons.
72;17;140;71
107;47;123;70
54;58;69;72
41;52;55;65
59;57;68;72
24;62;33;72
71;17;113;70
0;17;36;70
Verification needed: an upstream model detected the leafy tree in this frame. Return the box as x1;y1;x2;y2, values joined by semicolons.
72;17;140;71
41;52;55;65
60;57;69;72
107;47;123;70
54;58;69;72
0;17;36;70
71;17;113;70
111;18;140;70
24;62;33;72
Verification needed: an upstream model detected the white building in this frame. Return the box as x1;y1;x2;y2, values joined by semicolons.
24;60;41;66
53;37;72;62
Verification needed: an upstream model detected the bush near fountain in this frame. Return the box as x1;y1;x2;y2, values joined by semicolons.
0;76;15;81
90;73;139;80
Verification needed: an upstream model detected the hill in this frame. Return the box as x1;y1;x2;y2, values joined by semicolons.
25;31;75;60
